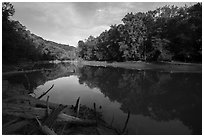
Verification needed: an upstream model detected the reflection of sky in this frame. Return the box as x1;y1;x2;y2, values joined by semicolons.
34;75;191;134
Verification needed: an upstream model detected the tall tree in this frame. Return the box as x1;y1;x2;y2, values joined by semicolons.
2;2;15;21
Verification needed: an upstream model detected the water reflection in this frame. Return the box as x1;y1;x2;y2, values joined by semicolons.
78;66;202;134
3;63;202;135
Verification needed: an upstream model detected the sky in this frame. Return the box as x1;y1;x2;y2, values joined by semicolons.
11;2;195;47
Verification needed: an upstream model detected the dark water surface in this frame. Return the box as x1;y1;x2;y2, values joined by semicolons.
3;62;202;135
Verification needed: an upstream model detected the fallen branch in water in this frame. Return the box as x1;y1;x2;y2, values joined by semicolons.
3;95;62;109
122;111;130;134
60;123;67;135
98;122;120;135
93;102;97;125
3;91;119;135
37;84;54;99
35;117;57;135
43;104;67;128
110;113;114;127
74;97;80;111
57;113;97;126
74;97;81;117
46;96;50;117
3;103;96;126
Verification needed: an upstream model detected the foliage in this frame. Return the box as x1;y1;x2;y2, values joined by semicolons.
2;2;15;21
78;3;202;63
2;2;76;64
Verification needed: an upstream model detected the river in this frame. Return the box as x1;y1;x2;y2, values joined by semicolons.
3;62;202;135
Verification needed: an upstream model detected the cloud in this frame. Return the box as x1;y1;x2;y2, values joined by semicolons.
11;2;196;47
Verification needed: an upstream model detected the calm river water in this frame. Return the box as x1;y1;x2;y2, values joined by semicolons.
4;62;202;135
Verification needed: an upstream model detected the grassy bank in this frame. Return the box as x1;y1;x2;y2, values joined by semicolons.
79;60;202;73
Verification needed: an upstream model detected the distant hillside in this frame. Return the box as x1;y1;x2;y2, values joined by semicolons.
2;2;76;64
28;29;77;61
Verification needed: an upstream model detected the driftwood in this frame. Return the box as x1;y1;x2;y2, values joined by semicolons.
2;82;119;135
96;125;118;135
97;122;120;135
39;125;57;135
37;84;54;99
3;118;19;128
43;104;67;127
74;97;80;111
3;103;96;126
37;104;67;135
46;96;50;117
3;120;30;134
3;95;65;109
3;103;48;119
76;101;80;117
60;123;67;135
122;111;130;134
74;97;81;117
35;117;57;135
93;102;97;125
57;113;97;126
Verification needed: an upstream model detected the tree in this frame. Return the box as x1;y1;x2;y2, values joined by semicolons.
2;2;15;21
77;40;86;58
79;3;202;63
120;12;147;61
84;36;97;60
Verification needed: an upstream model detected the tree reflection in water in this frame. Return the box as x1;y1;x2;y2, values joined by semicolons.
78;66;202;134
3;63;201;134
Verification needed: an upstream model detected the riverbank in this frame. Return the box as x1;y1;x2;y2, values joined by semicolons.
2;79;121;135
2;60;77;73
2;60;202;75
79;60;202;73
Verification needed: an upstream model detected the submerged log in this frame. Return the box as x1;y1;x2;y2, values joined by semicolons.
93;102;97;124
35;117;57;135
110;113;114;127
74;97;80;111
96;125;118;135
3;103;96;126
122;111;130;134
74;97;81;117
39;125;57;135
57;113;97;126
3;103;47;119
46;96;50;117
37;84;54;99
3;95;68;109
43;104;67;127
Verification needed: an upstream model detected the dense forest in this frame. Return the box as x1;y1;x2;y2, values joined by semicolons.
77;3;202;63
2;2;76;64
2;3;202;64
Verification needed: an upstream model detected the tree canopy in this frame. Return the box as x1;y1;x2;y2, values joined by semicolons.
78;3;202;63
